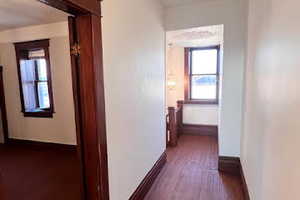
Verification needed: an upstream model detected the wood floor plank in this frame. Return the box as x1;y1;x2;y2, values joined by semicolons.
144;135;244;200
0;143;81;200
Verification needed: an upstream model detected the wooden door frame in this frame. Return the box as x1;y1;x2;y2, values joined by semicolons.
0;66;9;143
37;1;109;200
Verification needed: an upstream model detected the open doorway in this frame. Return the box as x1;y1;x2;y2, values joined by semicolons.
0;1;109;200
0;2;82;200
151;24;244;200
166;24;223;146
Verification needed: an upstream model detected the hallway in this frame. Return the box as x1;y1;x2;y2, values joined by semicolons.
145;135;244;200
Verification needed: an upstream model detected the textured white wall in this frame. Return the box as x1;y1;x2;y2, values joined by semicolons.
165;0;247;156
242;0;300;199
0;23;77;145
102;0;165;199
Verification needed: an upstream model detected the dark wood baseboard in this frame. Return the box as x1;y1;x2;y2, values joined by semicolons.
218;156;250;199
6;138;76;151
129;151;167;200
179;124;218;137
240;164;250;200
218;156;241;175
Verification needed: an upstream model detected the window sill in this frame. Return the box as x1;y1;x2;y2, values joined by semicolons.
23;110;53;118
178;100;219;105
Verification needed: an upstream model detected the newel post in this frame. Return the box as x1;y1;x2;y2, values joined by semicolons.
168;107;177;147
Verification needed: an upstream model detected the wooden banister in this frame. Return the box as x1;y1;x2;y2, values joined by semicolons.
176;101;183;133
168;107;177;147
166;101;185;147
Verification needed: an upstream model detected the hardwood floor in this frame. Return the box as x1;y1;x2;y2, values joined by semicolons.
145;135;244;200
0;143;81;200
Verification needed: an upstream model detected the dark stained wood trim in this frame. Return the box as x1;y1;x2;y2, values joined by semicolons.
129;151;167;200
0;66;9;143
75;15;109;200
176;100;183;133
218;156;250;199
36;1;109;200
6;138;76;151
184;48;190;101
39;0;101;16
167;107;178;147
68;16;86;200
218;156;240;176
90;14;110;200
240;164;250;200
178;99;218;105
14;39;55;118
184;46;220;104
179;124;218;137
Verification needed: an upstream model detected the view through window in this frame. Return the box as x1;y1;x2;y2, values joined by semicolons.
14;39;54;117
187;46;220;103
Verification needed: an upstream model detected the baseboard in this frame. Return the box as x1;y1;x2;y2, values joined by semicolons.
129;151;167;200
240;164;250;200
6;138;76;151
179;124;218;137
218;156;241;175
218;156;250;199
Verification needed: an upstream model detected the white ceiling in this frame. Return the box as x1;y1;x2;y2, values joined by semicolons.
0;0;69;32
160;0;212;8
166;25;224;47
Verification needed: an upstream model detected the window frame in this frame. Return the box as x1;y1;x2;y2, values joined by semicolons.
184;45;220;104
14;39;54;118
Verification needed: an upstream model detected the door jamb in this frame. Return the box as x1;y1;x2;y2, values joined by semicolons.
37;1;109;200
0;66;9;143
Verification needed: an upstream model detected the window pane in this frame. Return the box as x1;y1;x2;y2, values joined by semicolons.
191;75;217;100
20;60;36;82
36;59;47;81
192;49;218;74
22;83;37;111
37;82;50;109
20;60;37;111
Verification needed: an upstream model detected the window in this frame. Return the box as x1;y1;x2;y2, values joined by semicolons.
14;39;54;117
184;46;220;104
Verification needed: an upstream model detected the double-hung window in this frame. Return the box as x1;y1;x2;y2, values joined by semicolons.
185;46;220;104
14;39;54;117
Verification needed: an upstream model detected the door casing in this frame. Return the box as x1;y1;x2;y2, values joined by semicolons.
37;1;109;200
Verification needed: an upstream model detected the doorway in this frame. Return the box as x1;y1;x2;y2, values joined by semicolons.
152;24;244;200
0;1;109;200
165;25;224;146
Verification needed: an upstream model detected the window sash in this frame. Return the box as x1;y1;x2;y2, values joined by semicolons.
190;74;218;100
14;39;54;117
186;46;220;103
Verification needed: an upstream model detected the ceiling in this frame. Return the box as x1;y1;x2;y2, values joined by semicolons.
166;25;224;47
160;0;212;8
0;0;69;32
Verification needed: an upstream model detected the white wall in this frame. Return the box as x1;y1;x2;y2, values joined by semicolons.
0;22;69;43
165;0;247;156
183;104;218;125
102;0;165;200
166;45;219;125
166;46;184;107
242;0;300;199
0;22;77;145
